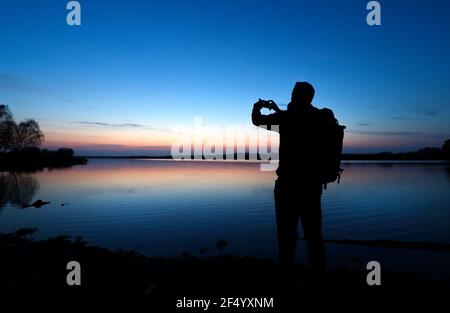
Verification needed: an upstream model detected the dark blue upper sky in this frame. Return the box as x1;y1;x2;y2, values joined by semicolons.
1;0;449;154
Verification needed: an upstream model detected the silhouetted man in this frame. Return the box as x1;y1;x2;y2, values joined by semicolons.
252;82;328;279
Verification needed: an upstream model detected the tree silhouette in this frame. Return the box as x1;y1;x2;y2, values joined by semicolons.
443;139;450;160
11;119;44;151
0;104;12;121
0;105;15;152
0;105;44;151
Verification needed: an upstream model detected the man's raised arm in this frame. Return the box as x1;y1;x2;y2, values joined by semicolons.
251;100;282;129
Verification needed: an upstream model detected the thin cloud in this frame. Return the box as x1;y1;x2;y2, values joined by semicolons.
392;116;409;120
348;130;421;136
0;72;72;103
356;123;371;126
73;120;180;135
0;72;45;94
75;121;147;128
137;145;172;150
415;106;440;117
83;144;129;149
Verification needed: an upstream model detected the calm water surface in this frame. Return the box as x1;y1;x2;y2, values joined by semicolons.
1;159;450;272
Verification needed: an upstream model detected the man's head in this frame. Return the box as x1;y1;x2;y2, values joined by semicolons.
291;82;315;106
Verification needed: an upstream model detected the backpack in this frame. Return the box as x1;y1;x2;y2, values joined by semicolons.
318;108;345;189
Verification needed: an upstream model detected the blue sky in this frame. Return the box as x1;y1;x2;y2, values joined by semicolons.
0;0;449;155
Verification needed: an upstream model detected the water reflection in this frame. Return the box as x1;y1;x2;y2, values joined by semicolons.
0;172;39;210
0;160;449;258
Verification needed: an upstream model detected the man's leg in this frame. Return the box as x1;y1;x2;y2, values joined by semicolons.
274;179;299;271
299;186;326;275
274;178;300;310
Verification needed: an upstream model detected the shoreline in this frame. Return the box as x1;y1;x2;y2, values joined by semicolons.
2;229;449;300
84;157;449;165
83;155;448;162
0;156;88;172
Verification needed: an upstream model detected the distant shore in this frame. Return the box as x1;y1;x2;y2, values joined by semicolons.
0;148;88;172
83;150;449;162
1;146;448;172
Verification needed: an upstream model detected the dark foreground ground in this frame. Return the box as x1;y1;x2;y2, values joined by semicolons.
1;229;449;309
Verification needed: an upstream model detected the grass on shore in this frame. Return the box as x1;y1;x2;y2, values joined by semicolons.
1;228;450;308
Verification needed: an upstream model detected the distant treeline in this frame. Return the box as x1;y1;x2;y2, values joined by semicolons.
0;147;87;172
87;140;450;161
87;151;450;162
1;104;87;171
343;145;450;161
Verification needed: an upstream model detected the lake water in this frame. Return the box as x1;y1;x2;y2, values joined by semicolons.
1;159;450;276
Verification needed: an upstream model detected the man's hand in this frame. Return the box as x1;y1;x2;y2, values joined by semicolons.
253;100;265;111
251;99;281;127
254;99;281;112
267;100;281;112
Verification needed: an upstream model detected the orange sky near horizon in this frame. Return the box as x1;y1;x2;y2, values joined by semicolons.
39;125;443;155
